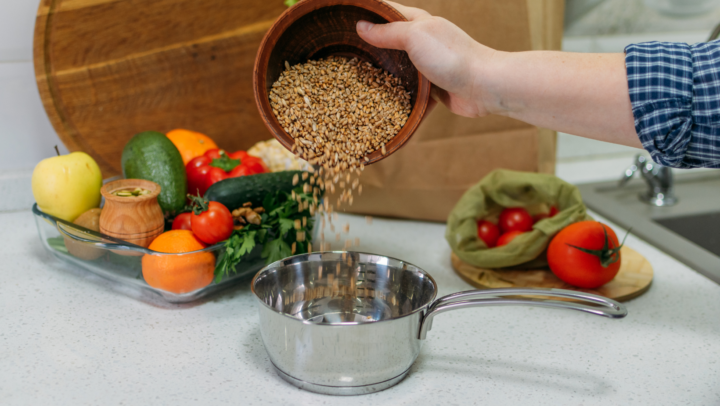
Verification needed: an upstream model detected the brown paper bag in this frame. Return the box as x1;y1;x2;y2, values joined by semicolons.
346;0;564;222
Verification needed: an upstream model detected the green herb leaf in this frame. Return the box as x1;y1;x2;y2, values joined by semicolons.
262;238;292;264
263;193;279;213
284;0;300;7
213;182;322;281
238;231;257;257
47;237;68;254
257;228;268;243
279;218;295;236
215;234;244;282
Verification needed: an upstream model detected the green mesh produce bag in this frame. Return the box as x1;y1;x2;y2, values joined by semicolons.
446;169;592;269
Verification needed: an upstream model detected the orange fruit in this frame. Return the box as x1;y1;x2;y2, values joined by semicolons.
142;230;215;294
166;129;218;165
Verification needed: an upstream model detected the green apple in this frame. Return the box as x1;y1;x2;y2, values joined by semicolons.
32;152;103;222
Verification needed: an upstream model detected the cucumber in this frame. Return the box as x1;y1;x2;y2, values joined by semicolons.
121;131;187;215
204;170;305;210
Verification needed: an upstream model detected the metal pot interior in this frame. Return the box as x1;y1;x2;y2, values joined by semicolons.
252;252;437;324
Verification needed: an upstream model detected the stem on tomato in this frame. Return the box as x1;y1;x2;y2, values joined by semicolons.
187;193;210;215
566;226;631;268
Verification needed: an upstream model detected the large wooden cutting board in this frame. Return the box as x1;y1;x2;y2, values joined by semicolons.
34;0;287;176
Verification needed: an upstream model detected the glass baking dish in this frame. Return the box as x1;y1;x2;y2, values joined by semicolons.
33;203;314;305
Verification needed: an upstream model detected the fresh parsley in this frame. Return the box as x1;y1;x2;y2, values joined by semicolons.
213;186;317;282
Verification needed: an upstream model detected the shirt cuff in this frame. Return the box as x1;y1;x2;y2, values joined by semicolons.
625;42;694;168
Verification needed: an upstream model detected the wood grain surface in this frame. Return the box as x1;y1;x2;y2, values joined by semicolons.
99;179;164;250
451;246;654;302
34;0;287;176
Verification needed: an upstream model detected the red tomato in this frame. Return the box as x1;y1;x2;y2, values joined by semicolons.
191;201;234;244
547;221;622;289
171;212;193;231
498;207;534;233
476;220;500;248
533;206;560;223
496;231;525;247
186;156;213;196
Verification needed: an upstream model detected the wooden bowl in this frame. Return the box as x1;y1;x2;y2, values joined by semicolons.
253;0;431;165
99;179;165;255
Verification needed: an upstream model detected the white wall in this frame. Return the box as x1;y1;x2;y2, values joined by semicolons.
0;0;67;172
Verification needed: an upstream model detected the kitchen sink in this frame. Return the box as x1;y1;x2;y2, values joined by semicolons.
655;212;720;257
577;170;720;284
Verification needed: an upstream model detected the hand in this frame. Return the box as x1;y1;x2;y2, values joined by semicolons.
356;1;494;118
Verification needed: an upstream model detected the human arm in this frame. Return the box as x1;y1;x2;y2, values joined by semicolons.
356;2;641;148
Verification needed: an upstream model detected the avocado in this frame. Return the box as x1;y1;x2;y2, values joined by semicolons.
121;131;187;215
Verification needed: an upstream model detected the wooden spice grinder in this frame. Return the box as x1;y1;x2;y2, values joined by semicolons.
253;0;431;165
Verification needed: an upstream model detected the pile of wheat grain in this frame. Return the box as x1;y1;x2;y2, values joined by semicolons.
274;56;411;253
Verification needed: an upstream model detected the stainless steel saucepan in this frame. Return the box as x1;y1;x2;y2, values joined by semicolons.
251;252;628;396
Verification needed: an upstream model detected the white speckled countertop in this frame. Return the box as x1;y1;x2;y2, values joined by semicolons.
2;162;720;405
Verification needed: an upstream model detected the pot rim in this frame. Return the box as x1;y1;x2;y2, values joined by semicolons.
251;250;438;326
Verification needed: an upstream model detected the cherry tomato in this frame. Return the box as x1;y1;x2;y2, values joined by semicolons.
498;207;534;233
476;220;500;248
496;231;525;247
533;206;560;223
186;156;213;196
191;201;234;244
171;212;193;231
547;221;622;289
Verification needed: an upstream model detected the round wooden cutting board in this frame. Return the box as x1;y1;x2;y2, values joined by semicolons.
451;246;653;302
34;0;287;176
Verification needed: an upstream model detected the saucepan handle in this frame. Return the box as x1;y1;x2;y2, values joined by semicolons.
418;288;627;340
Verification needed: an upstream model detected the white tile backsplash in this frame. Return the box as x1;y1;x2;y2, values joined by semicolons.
0;169;34;211
0;62;66;171
0;0;67;172
0;0;38;62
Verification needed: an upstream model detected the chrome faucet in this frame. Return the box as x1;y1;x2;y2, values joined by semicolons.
619;155;678;207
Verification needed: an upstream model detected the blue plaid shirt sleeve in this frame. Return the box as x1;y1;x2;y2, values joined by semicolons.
625;41;720;168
